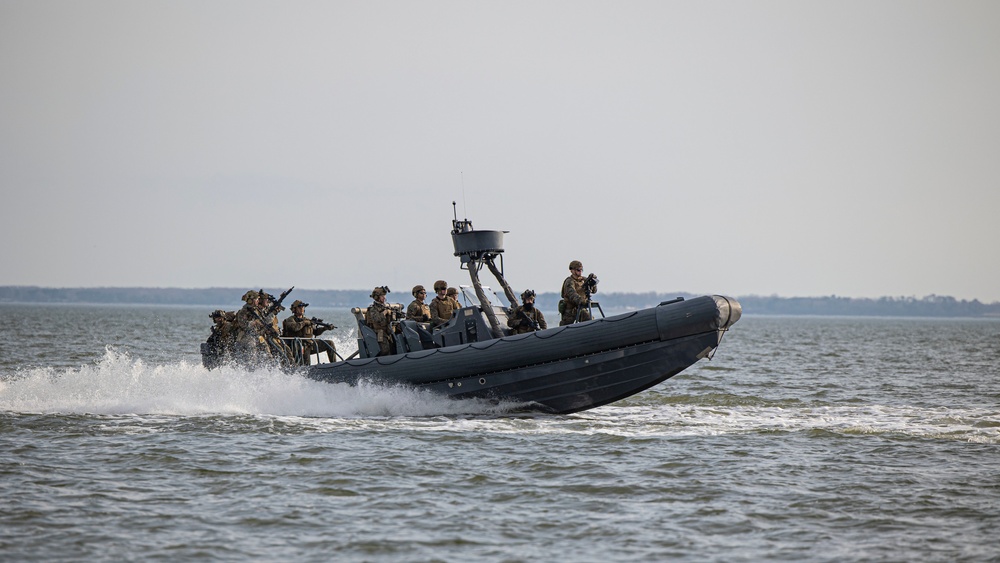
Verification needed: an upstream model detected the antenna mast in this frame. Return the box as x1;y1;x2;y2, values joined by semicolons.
461;171;467;219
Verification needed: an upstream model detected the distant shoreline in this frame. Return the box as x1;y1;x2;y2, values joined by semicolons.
2;286;998;318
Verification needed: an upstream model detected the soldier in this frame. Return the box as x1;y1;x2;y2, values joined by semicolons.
406;285;431;323
258;290;294;365
235;290;272;362
282;299;337;365
429;280;455;328
560;260;592;326
258;290;282;334
507;289;547;334
205;309;237;366
365;286;397;356
446;287;462;312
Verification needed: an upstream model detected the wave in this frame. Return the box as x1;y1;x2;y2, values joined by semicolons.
0;347;510;417
562;403;1000;444
3;349;996;444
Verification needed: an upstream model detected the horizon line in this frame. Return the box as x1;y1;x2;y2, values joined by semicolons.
0;284;997;305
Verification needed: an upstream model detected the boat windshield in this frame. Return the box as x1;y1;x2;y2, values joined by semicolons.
458;285;504;309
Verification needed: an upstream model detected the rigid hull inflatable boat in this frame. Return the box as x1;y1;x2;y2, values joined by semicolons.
300;212;742;414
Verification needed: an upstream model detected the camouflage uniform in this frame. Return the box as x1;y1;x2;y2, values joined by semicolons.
446;287;462;312
365;288;397;356
258;291;294;365
429;296;455;327
406;285;431;322
283;299;335;365
205;310;237;366
235;291;272;361
560;261;591;326
428;280;455;327
507;304;547;334
407;300;431;322
282;311;329;340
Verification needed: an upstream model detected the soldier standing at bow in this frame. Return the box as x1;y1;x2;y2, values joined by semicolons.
560;260;592;326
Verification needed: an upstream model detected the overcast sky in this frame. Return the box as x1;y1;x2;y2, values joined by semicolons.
2;1;998;302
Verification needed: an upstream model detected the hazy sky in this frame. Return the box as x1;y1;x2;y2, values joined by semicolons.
2;1;998;302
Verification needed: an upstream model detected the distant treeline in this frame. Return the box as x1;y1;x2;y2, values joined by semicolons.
734;294;1000;318
1;286;999;318
0;286;368;308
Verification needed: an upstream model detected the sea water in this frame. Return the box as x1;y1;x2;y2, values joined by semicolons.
1;304;998;562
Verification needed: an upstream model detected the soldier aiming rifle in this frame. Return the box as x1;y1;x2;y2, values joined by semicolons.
282;299;339;365
310;317;337;331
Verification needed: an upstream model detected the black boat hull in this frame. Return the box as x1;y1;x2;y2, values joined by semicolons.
304;295;740;414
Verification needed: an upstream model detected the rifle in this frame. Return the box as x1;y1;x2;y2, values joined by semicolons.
310;317;337;331
264;286;294;317
518;308;541;331
251;308;292;363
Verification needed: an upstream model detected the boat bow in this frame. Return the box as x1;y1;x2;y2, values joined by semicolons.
655;294;742;344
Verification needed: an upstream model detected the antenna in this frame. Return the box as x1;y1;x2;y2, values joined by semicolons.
461;171;467;219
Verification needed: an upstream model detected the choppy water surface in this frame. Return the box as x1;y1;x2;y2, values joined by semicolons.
1;304;999;561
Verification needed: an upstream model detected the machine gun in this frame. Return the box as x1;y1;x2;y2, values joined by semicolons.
310;317;337;331
583;273;599;299
575;273;604;323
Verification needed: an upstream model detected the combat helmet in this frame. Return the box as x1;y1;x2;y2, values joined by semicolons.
569;260;583;271
412;285;426;297
433;280;448;292
242;290;259;302
521;289;536;302
371;286;389;299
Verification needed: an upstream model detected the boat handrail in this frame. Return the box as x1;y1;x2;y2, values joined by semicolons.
280;336;342;364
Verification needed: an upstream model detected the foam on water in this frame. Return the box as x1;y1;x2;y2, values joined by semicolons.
3;346;995;443
0;346;509;417
577;403;1000;443
258;394;999;444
